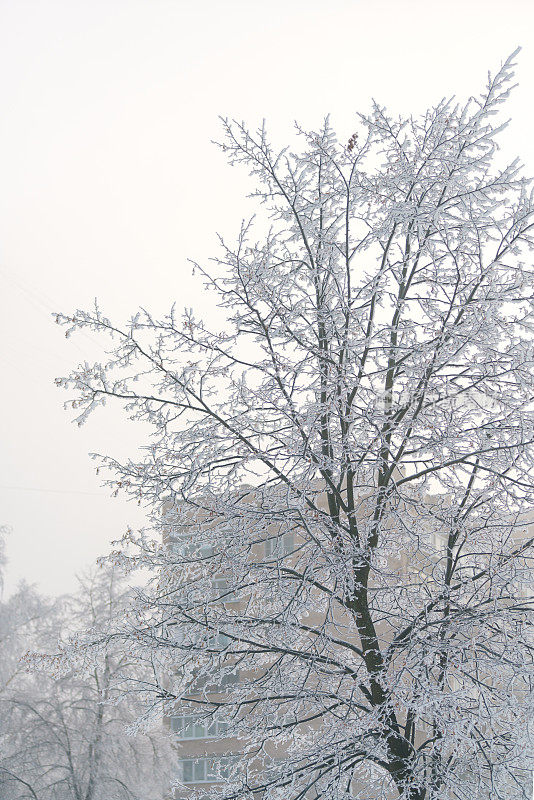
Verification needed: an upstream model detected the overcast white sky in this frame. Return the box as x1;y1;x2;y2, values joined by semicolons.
1;0;534;598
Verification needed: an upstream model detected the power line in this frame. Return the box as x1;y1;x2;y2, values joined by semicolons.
0;484;106;497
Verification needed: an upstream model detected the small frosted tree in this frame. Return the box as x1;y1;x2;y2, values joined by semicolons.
57;51;534;800
0;567;173;800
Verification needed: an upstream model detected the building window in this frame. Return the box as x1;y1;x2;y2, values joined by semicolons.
185;669;239;695
211;577;238;602
179;756;237;784
431;531;446;554
171;715;228;740
170;536;214;560
206;631;231;650
265;532;294;559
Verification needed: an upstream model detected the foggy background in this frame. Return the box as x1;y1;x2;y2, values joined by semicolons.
1;0;533;597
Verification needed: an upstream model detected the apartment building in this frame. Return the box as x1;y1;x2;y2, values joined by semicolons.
162;495;533;800
165;513;296;799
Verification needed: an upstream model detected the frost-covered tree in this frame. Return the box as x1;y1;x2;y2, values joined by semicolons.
0;567;173;800
0;577;54;800
57;51;534;800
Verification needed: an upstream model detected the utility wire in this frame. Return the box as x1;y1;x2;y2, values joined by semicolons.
0;484;106;497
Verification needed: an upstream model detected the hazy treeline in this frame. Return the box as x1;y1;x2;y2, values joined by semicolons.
0;539;174;800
